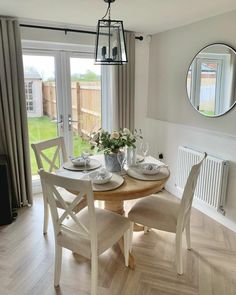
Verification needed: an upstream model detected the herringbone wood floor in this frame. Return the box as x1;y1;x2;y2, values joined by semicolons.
1;191;236;295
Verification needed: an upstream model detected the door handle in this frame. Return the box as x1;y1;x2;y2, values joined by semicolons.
68;114;78;131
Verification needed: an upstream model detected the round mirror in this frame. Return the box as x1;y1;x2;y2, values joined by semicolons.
186;44;236;117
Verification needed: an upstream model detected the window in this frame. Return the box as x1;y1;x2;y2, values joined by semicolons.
25;81;34;112
188;53;230;116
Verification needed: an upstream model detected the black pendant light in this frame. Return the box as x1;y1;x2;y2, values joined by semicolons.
95;0;128;65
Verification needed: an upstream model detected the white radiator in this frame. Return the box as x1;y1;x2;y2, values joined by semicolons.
176;146;229;215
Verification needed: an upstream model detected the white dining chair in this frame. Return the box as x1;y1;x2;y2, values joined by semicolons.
39;169;130;295
128;152;207;274
32;137;87;234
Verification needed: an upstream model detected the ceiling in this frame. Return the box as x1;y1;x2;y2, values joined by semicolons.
1;0;236;34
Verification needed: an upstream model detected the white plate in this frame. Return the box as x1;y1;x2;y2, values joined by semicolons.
81;173;124;191
63;159;101;171
127;165;170;181
88;170;112;184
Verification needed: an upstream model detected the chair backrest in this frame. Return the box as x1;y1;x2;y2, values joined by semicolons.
31;137;68;172
177;152;207;231
38;169;97;249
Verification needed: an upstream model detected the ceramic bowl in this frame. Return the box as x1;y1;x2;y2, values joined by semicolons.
71;156;90;167
138;163;163;175
88;169;112;184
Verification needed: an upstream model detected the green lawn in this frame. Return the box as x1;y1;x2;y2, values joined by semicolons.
200;110;215;116
28;116;91;175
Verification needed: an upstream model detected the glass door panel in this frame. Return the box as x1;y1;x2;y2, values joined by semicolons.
23;54;62;177
69;57;102;157
199;62;218;115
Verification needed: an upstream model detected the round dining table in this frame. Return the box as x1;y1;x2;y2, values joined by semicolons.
58;155;170;269
94;172;169;215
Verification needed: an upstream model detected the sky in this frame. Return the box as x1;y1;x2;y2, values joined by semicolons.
23;55;101;80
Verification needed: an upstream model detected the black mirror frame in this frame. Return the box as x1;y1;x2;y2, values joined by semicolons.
186;43;236;118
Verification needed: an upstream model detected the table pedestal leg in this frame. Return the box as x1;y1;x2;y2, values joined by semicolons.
104;200;125;215
104;200;135;269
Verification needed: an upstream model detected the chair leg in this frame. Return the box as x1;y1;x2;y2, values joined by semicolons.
43;201;49;235
129;222;134;253
175;232;183;275
54;244;62;287
91;254;98;295
124;229;130;267
185;218;191;250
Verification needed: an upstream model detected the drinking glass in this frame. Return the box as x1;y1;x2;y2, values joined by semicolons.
140;142;149;162
117;150;126;175
82;150;90;173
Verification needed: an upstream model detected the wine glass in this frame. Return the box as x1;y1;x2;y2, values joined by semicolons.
117;150;126;175
140;142;149;162
82;150;90;173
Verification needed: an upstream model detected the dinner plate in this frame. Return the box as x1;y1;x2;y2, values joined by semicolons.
81;173;124;191
127;165;169;181
63;159;101;171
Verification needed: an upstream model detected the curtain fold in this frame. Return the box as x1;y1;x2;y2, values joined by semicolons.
114;31;135;131
0;16;32;206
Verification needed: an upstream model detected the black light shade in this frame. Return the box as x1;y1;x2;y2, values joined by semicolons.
95;19;128;65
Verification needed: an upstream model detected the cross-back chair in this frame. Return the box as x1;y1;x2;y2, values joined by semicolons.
128;152;207;274
31;137;86;234
39;169;130;295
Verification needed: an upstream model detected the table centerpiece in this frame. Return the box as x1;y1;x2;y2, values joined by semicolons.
90;128;142;172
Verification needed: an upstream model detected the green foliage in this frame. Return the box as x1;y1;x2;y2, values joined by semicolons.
200;110;215;116
71;70;100;82
90;128;142;154
28;116;90;175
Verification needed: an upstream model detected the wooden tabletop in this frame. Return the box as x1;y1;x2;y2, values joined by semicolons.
58;154;170;202
94;172;170;201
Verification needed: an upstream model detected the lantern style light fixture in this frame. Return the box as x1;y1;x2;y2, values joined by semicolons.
95;0;128;65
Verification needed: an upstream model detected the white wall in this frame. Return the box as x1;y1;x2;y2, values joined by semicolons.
147;10;236;135
21;25;96;46
134;10;236;231
134;35;150;134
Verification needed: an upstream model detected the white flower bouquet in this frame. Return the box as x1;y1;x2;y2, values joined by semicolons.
90;128;142;154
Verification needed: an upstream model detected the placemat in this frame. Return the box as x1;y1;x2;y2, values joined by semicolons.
81;173;124;192
126;166;170;181
63;159;101;171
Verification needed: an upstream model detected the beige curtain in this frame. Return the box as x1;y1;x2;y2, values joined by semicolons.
0;16;32;206
113;31;135;131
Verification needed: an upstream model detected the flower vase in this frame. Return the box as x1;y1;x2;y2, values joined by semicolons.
104;152;122;172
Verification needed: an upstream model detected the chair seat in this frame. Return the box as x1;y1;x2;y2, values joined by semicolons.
128;195;180;233
57;207;130;258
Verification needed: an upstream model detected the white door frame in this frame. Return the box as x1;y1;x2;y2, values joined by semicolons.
22;41;102;193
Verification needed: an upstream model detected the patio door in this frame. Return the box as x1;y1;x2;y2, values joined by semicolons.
23;49;101;186
23;52;64;178
68;54;101;156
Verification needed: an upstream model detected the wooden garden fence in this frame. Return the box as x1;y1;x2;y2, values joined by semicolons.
43;81;101;138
